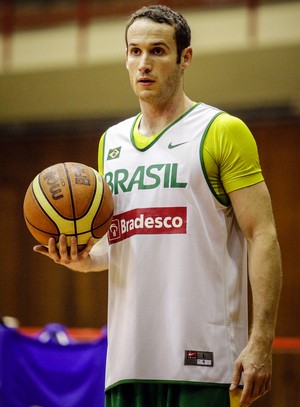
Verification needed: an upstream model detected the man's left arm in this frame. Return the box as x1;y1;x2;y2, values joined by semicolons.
229;181;282;407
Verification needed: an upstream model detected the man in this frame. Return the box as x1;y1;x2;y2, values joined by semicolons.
35;5;282;407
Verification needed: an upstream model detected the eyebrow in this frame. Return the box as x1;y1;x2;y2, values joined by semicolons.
128;41;171;50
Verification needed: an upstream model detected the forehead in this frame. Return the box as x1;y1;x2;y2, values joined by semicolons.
127;18;176;47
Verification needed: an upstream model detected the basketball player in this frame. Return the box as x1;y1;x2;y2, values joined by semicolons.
35;5;282;407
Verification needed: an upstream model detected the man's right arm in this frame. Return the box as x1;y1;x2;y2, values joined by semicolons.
33;235;109;273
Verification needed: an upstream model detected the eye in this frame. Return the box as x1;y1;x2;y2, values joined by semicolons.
129;47;141;56
152;47;165;56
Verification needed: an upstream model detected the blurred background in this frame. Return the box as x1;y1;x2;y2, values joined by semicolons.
0;1;299;405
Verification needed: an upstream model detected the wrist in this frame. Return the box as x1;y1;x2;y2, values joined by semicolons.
248;330;275;349
88;252;108;272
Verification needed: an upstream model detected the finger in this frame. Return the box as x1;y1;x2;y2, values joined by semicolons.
33;245;50;256
256;375;271;400
33;245;47;253
240;374;265;406
69;236;78;259
240;386;252;407
82;237;95;255
48;237;61;261
230;360;243;391
250;381;262;402
73;237;95;259
264;376;272;394
48;236;58;254
58;235;69;259
239;372;254;406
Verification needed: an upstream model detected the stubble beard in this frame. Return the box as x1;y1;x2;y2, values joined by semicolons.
136;65;183;106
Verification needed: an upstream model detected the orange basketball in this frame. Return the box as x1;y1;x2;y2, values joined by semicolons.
23;162;114;249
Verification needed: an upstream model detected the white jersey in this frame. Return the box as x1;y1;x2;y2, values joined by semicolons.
101;103;248;390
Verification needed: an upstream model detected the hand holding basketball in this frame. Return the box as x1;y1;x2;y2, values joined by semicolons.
33;234;99;272
25;162;113;272
24;162;114;250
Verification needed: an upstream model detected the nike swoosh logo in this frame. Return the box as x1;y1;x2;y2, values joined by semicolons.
168;141;189;149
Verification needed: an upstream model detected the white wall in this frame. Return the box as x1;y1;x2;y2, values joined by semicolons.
0;2;299;122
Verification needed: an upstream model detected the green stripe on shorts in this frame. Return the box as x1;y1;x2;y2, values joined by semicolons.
105;382;231;407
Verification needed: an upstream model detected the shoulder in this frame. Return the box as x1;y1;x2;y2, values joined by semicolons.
203;111;263;195
206;112;258;158
210;112;253;138
98;114;140;175
106;114;140;135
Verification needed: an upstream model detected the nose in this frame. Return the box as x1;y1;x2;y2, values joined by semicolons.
138;52;152;73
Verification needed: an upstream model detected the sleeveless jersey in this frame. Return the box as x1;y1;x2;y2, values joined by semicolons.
101;103;248;390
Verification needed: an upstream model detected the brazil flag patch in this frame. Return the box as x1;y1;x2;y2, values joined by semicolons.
107;147;122;160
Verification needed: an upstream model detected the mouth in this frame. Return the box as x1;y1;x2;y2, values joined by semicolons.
137;78;155;86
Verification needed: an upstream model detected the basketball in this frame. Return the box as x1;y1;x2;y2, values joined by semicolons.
23;162;114;249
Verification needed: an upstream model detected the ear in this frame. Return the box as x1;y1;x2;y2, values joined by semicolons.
125;48;129;70
181;46;193;69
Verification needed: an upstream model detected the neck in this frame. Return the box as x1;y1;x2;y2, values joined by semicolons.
138;94;194;136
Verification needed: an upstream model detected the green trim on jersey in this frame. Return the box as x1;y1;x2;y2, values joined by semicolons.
200;111;228;206
98;130;107;176
201;112;264;201
130;103;200;151
105;378;232;393
98;106;264;203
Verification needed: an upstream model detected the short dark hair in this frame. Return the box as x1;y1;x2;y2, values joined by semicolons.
125;5;191;64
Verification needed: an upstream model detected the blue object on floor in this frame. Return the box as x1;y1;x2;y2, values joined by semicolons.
0;323;107;407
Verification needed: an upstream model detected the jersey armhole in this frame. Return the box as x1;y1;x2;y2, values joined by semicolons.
98;131;107;176
200;112;231;207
